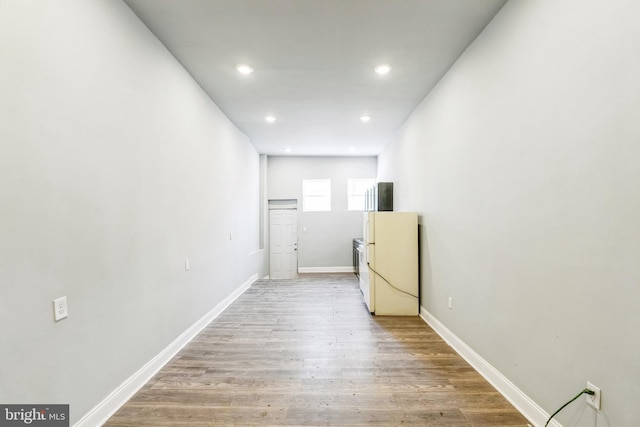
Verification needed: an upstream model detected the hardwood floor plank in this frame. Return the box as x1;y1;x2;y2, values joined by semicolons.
104;274;530;426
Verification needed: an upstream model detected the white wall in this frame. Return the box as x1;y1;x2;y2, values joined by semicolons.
0;1;264;423
268;156;376;270
378;1;640;425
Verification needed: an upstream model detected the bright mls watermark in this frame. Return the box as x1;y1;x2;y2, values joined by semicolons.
0;405;68;426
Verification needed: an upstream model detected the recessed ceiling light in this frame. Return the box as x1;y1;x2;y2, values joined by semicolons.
236;64;254;75
360;115;371;123
283;147;292;153
265;115;277;123
349;147;356;152
375;64;391;75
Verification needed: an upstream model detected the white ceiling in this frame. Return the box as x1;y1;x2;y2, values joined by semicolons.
124;0;507;156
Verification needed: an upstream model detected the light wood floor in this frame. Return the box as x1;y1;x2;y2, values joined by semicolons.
105;274;531;426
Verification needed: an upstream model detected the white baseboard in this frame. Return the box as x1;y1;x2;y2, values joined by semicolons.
74;273;258;427
419;307;556;427
298;266;354;273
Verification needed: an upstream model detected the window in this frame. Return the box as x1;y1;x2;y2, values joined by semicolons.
303;179;331;211
348;178;376;211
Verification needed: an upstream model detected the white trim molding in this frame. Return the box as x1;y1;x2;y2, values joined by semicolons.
420;306;557;427
298;266;354;273
75;273;258;427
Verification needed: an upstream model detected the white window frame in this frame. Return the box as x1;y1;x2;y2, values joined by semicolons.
347;178;376;211
302;179;331;212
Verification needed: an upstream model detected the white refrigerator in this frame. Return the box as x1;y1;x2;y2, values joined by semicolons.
360;212;419;315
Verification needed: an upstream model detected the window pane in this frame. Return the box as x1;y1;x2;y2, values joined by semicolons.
303;179;331;211
304;180;328;195
305;196;330;212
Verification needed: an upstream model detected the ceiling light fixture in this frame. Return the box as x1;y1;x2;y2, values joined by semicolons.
236;64;254;75
265;115;277;123
360;115;371;123
283;147;292;153
375;64;391;75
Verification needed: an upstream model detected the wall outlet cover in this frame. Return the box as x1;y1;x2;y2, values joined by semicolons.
586;382;601;411
53;296;68;321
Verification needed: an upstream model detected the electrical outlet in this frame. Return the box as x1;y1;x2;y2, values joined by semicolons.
448;296;453;310
586;382;601;411
185;258;190;271
53;296;68;321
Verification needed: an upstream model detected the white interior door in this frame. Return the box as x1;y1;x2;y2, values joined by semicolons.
269;209;298;279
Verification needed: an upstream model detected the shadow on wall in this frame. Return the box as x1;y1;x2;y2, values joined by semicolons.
417;219;432;313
